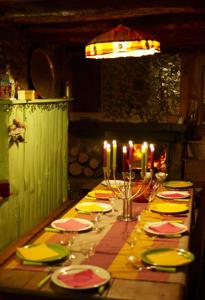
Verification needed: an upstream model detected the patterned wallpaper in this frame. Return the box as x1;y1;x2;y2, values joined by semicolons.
102;53;181;122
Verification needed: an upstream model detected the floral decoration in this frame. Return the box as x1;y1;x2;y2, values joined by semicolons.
8;118;26;147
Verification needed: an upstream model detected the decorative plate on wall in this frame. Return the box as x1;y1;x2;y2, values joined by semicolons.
30;48;55;98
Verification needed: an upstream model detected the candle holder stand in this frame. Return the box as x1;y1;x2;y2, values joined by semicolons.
103;165;153;222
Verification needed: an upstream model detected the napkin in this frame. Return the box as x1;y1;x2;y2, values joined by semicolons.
95;192;114;199
146;249;189;266
77;203;104;212
58;269;105;287
151;203;188;213
17;243;59;261
149;222;181;234
53;219;88;230
161;192;188;198
89;190;114;199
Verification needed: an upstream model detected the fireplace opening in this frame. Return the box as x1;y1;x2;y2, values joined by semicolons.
132;143;167;173
68;138;169;200
68;120;187;200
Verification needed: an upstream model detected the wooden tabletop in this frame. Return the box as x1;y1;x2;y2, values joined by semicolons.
0;183;193;300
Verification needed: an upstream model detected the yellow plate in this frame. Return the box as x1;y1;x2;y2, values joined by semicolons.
163;181;193;189
88;190;114;199
141;248;194;267
150;202;188;214
16;243;68;262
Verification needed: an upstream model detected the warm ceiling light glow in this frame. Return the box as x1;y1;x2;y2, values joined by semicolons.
85;24;160;59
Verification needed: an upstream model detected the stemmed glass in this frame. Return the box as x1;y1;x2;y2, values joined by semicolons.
155;172;168;190
91;211;103;232
109;197;118;216
80;241;96;259
59;230;79;264
123;224;139;263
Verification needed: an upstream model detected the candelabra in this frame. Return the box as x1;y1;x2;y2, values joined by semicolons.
103;165;154;221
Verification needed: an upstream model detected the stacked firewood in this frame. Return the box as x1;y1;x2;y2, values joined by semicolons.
68;144;103;178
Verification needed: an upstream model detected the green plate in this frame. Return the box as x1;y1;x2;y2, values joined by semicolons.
16;243;69;263
163;181;193;189
141;247;194;267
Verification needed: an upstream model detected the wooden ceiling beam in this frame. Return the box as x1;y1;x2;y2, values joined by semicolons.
1;6;205;25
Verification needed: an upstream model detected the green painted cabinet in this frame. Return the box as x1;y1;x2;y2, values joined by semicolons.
0;99;68;250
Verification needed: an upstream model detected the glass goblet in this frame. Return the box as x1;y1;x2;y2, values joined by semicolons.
91;211;102;232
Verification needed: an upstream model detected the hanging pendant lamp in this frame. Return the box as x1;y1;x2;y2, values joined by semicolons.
85;24;160;59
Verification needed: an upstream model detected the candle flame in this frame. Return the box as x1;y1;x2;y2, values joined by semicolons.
129;140;133;147
123;145;127;153
106;143;111;151
150;144;155;152
103;140;107;149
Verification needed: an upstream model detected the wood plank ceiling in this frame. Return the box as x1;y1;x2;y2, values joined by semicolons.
0;0;205;52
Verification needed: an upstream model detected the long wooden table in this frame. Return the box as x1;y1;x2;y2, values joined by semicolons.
0;181;194;300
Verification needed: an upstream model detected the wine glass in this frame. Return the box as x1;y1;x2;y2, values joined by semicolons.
91;211;103;232
80;241;96;259
109;197;118;215
155;172;168;189
123;224;139;263
60;230;79;264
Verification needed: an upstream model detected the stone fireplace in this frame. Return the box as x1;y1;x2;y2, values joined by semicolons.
68;120;188;199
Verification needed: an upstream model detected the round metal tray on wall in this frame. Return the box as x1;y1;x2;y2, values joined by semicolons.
30;48;55;99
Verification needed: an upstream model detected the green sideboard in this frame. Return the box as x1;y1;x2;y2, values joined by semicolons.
0;99;69;250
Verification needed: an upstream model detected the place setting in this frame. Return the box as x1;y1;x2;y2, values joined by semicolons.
75;202;112;214
16;242;69;267
86;189;116;200
156;190;190;201
163;180;193;190
143;221;188;238
51;264;111;290
149;202;189;215
51;217;94;232
130;246;195;274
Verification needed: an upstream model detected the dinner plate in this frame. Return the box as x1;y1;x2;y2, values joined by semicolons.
16;243;68;262
75;202;112;213
141;248;194;267
150;202;188;214
144;221;188;236
88;190;115;199
156;190;190;200
163;181;193;189
51;265;111;290
101;180;124;187
51;218;93;232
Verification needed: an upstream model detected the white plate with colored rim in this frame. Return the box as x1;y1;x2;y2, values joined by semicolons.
141;248;194;267
150;202;188;214
51;265;111;290
75;202;112;213
101;180;124;187
156;190;190;200
144;221;188;236
51;218;93;232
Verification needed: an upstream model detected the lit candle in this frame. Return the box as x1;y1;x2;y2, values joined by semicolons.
141;144;145;173
112;140;117;168
150;144;155;169
128;140;133;165
103;140;107;168
122;146;127;172
143;142;148;172
106;143;111;170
